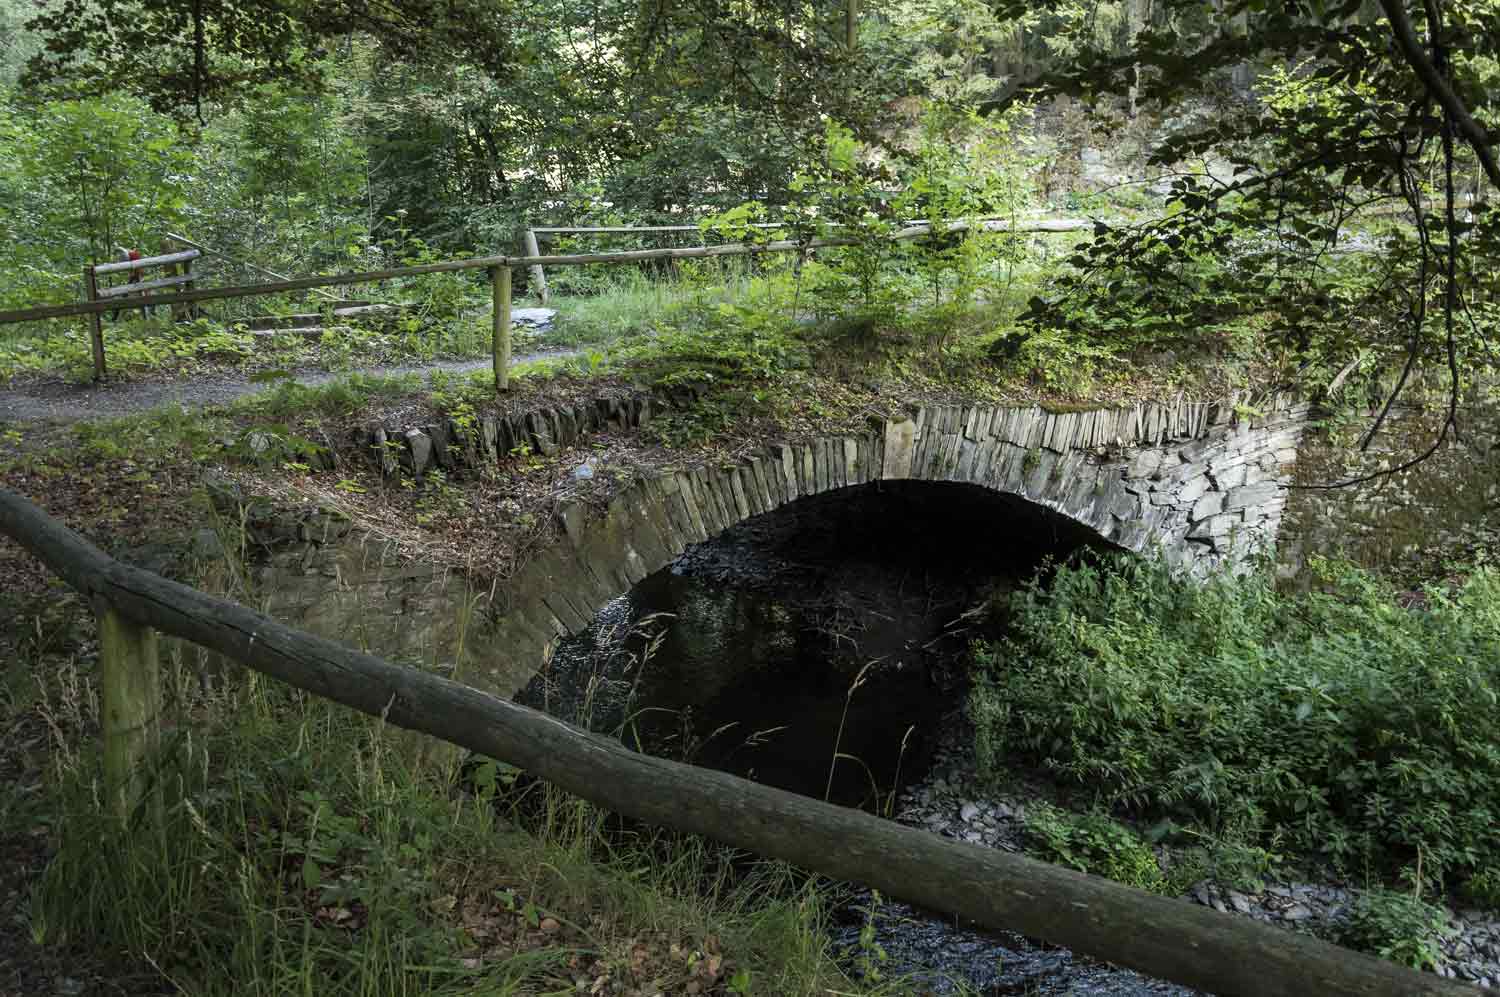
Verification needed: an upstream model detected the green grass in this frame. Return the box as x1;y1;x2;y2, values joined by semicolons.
540;263;763;351
9;633;916;996
1;507;967;997
0;294;502;384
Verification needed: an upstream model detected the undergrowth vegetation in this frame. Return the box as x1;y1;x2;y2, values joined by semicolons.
971;555;1500;897
14;635;905;997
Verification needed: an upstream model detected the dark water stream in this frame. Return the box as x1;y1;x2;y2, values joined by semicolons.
519;481;1184;995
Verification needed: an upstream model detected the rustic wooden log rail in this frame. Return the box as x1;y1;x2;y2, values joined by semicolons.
0;217;1093;389
83;246;202;380
521;216;1095;305
0;485;1474;997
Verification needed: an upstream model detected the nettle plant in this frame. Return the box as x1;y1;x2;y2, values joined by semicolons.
971;555;1500;891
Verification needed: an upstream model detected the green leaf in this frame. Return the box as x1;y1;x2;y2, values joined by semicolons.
301;857;322;891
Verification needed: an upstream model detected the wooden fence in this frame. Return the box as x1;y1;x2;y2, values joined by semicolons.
0;218;1094;389
520;217;1094;304
83;246;201;380
0;485;1477;997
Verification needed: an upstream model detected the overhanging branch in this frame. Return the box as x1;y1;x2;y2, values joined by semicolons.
1376;0;1500;190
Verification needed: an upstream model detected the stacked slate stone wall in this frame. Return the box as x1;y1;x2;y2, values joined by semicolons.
240;389;1309;697
360;392;656;477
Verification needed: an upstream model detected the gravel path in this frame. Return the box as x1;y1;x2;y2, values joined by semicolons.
0;351;577;426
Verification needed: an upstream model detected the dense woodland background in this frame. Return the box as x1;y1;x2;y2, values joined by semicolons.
2;0;1498;417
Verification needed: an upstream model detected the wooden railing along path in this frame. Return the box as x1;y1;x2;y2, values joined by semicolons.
0;218;1094;386
0;485;1475;997
82;245;201;380
519;216;1094;304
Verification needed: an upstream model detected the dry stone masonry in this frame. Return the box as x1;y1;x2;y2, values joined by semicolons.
248;391;1308;698
245;391;1307;696
364;392;657;477
476;392;1308;695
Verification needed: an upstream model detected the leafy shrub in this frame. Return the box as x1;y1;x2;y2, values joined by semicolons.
1462;867;1500;911
1023;803;1166;893
970;556;1500;882
1004;325;1121;396
1339;890;1453;970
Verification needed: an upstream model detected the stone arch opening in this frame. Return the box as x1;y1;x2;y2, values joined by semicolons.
485;397;1305;697
518;479;1116;806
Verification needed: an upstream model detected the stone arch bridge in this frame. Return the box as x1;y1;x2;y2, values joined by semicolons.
251;391;1305;696
475;393;1306;694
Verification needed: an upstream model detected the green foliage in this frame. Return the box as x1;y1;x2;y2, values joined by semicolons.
0;90;192;307
1165;825;1284;893
21;0;520;112
33;690;539;994
842;891;890;984
1463;867;1500;910
999;325;1121;395
1022;803;1167;893
970;555;1500;883
0;316;255;382
17;632;897;996
1339;890;1454;970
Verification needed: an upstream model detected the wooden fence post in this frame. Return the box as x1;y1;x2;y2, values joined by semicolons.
492;266;512;392
522;228;548;304
97;603;161;819
84;265;106;381
164;237;195;321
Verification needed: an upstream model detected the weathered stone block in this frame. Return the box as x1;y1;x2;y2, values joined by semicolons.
1192;491;1224;522
1213;464;1248;491
404;429;433;476
527;411;559;456
883;419;917;479
1178;474;1210;504
1226;480;1281;511
1127;449;1162;479
729;468;752;519
772;443;799;502
555;407;578;447
675;472;709;540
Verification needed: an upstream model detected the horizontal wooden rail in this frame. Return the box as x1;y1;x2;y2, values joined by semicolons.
0;485;1473;997
96;273;196;298
529;213;1087;237
85;246;203;378
0;254;510;325
533;223;789;235
164;233;342;303
94;248;201;275
0;219;1091;326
